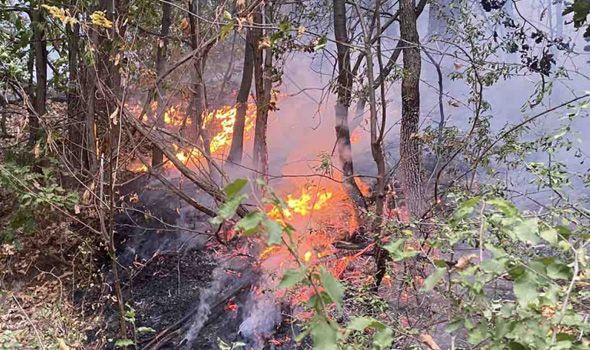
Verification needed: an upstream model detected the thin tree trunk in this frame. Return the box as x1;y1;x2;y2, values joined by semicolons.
227;29;255;165
252;7;271;176
85;32;99;174
333;0;367;213
67;15;83;171
152;0;173;167
30;6;47;147
188;0;217;181
354;0;389;289
399;0;425;217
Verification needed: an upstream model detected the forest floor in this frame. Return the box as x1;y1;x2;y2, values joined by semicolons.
0;215;102;349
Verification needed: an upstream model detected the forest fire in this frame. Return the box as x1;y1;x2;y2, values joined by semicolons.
267;188;334;220
127;102;256;172
204;103;257;154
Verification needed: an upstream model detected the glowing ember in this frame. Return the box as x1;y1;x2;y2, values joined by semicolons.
224;300;239;312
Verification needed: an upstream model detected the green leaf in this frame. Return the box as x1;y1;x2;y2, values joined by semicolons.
346;317;393;349
486;244;507;259
508;341;528;350
137;326;155;334
512;218;540;245
311;317;338;350
114;339;134;348
211;193;248;224
347;317;385;331
373;327;394;349
546;261;572;280
278;268;307;289
383;238;419;261
220;22;234;41
540;227;559;246
467;322;489;344
319;267;345;309
421;268;446;292
487;197;519;217
513;269;539;306
223;178;248;197
235;211;264;235
480;259;505;274
263;219;283;245
314;36;328;51
454;196;481;219
446;318;463;333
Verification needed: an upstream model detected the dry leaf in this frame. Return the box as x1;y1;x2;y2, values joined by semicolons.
454;254;478;271
180;18;190;35
419;334;441;350
297;25;306;37
258;37;271;49
448;99;461;107
57;338;70;350
109;107;120;125
33;143;40;159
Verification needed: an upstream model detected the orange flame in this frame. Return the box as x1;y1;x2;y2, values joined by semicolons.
129;102;257;172
267;188;334;220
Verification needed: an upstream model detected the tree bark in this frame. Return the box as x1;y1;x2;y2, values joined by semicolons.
30;6;48;146
399;0;425;217
227;29;255;165
333;0;367;212
66;12;84;171
152;0;173;167
252;6;271;176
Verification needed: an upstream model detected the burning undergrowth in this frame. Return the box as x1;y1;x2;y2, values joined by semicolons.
113;95;426;349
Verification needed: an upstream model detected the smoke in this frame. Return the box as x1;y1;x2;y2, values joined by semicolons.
238;284;282;348
181;265;228;347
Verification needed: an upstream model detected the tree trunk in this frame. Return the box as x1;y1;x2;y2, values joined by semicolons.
333;0;367;212
152;0;173;167
84;30;100;175
227;29;255;165
188;0;217;180
66;14;84;171
30;6;48;147
252;7;271;176
399;0;425;217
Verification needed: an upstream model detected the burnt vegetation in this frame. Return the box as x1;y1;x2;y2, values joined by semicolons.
1;0;590;349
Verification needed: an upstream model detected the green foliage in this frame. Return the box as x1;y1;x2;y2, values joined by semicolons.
0;331;22;350
434;193;590;350
563;0;590;37
346;317;394;349
383;238;419;261
0;161;78;243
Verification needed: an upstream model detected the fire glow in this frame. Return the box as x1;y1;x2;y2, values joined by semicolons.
267;188;334;220
127;102;256;172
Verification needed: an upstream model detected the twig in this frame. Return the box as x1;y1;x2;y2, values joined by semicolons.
11;295;46;349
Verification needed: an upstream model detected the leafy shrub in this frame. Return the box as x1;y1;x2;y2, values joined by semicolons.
0;161;78;243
